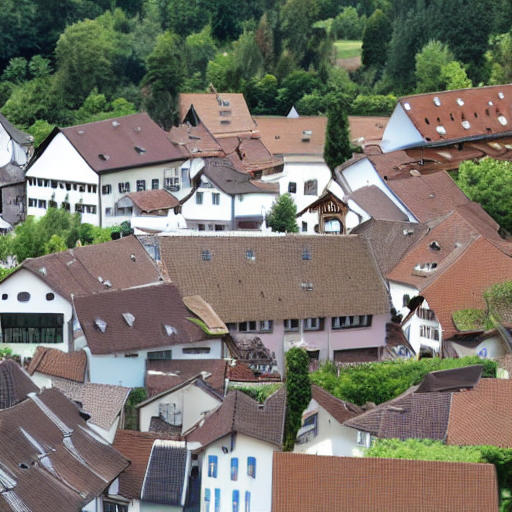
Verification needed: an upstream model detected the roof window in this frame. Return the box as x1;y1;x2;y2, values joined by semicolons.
220;120;231;124
300;282;313;291
246;249;255;261
104;280;112;288
134;126;141;133
39;267;47;275
302;249;311;260
499;92;505;99
498;115;508;126
449;113;454;121
403;102;411;111
201;250;211;261
430;241;441;251
112;121;120;127
462;120;471;130
456;98;464;106
95;318;107;332
433;97;441;106
302;130;312;142
78;130;84;135
134;146;146;154
436;126;446;135
489;101;494;106
98;154;110;161
414;262;438;272
164;325;176;336
122;313;135;327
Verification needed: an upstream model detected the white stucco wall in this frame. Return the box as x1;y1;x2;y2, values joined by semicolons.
0;124;29;167
380;103;424;153
401;298;441;355
200;433;278;512
0;269;72;358
388;281;418;318
181;188;232;225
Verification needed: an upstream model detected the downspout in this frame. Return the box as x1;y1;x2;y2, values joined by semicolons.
231;195;235;230
98;175;103;228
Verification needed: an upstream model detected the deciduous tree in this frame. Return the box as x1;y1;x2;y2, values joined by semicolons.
266;193;299;233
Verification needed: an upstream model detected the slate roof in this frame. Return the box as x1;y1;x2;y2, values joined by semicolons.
272;453;499;512
0;359;39;409
447;378;512;448
160;234;390;323
351;219;430;276
141;440;188;506
395;84;512;146
113;430;171;500
0;387;129;512
201;157;279;195
345;185;409;222
73;282;207;355
311;385;362;425
19;235;161;301
0;113;34;146
180;93;257;135
52;378;131;430
59;113;184;173
27;346;87;383
125;189;180;213
186;386;286;447
146;359;228;396
254;116;327;156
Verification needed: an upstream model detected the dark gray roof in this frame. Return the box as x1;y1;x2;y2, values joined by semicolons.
0;162;25;187
0;113;33;146
141;440;188;506
416;365;483;393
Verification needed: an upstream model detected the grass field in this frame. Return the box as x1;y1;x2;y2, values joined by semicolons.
334;40;362;59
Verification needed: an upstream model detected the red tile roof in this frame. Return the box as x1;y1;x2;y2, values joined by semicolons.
447;378;512;448
219;136;282;174
348;116;388;145
126;189;179;213
61;113;184;173
27;346;87;382
168;121;224;158
272;453;499;512
345;185;409;222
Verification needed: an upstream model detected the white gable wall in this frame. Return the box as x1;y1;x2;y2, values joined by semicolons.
380;104;424;153
0;124;30;167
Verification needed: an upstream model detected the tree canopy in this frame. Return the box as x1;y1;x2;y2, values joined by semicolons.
265;193;299;233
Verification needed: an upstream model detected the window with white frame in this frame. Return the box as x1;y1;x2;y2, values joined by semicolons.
303;318;323;331
417;308;436;321
164;168;180;190
331;315;372;330
356;431;371;448
238;321;258;332
419;324;439;340
259;320;273;332
284;319;299;332
212;193;220;205
103;502;128;512
28;198;37;207
38;199;46;209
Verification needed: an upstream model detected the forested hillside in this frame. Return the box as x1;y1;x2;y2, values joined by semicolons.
1;0;511;139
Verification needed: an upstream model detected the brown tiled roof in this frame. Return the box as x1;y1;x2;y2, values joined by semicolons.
0;387;129;512
311;385;362;425
447;378;512;448
160;234;390;323
272;453;499;512
168;121;224;158
187;386;286;447
113;430;169;500
201;157;279;195
146;359;228;396
396;84;512;145
52;378;130;430
498;354;512;377
180;93;256;135
61;113;183;173
19;235;161;301
344;388;451;440
351;219;430;276
125;189;179;213
0;359;39;409
345;185;409;222
226;362;256;381
348;116;388;145
27;346;87;382
74;282;207;355
254;116;327;155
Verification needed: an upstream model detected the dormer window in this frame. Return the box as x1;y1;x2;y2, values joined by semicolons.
94;318;107;332
414;262;438;272
164;325;176;336
201;250;211;261
122;313;135;327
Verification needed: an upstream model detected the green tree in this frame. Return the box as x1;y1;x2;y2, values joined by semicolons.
456;158;512;233
266;194;299;233
361;9;392;69
415;40;454;93
1;58;29;84
486;32;512;85
185;26;217;79
244;74;280;115
284;348;311;451
332;7;367;41
277;70;323;114
440;61;472;90
323;93;352;172
28;55;53;79
26;120;55;147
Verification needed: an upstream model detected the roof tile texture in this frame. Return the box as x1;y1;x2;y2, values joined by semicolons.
27;346;87;382
311;385;362;425
346;185;409;222
126;189;179;213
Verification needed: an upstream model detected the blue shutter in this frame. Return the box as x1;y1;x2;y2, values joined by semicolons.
245;492;251;512
205;489;211;512
247;457;256;478
232;490;240;512
208;455;218;478
215;489;221;512
230;458;238;481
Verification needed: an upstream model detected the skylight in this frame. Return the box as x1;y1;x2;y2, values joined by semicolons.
134;146;146;154
436;126;446;135
499;92;505;99
164;325;176;336
433;97;441;106
403;102;411;111
122;313;135;327
98;154;110;161
456;98;464;106
498;115;508;126
462;120;471;130
95;318;107;332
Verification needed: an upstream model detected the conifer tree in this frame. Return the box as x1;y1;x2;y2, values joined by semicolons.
323;93;352;173
265;193;299;233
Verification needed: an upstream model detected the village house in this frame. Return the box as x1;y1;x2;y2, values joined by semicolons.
186;386;286;512
158;233;392;372
24;113;185;227
272;452;499;512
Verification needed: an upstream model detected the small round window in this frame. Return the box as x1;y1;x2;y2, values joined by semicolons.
46;293;55;301
17;292;30;302
1;294;7;300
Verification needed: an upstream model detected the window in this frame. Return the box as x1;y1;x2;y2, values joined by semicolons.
247;457;256;478
201;250;211;261
196;192;204;205
46;293;55;301
205;489;211;512
419;324;439;340
87;184;97;193
198;224;206;231
105;207;112;216
303;318;323;331
245;492;250;512
118;182;130;193
288;182;297;194
246;249;255;261
208;455;218;478
61;202;70;211
356;431;371;448
231;458;238;481
215;489;221;512
1;313;64;343
304;179;318;195
284;319;299;332
79;184;85;193
75;203;83;213
332;315;372;330
51;180;58;189
152;179;159;190
212;193;220;205
182;347;211;354
233;490;240;512
17;292;30;302
302;222;308;233
260;320;273;332
137;180;146;191
84;205;97;214
1;294;7;300
28;198;37;207
103;502;128;512
238;321;258;332
38;200;46;209
49;200;57;209
27;178;36;186
402;294;410;308
417;308;436;321
215;225;225;231
302;248;311;260
148;350;172;360
102;185;112;195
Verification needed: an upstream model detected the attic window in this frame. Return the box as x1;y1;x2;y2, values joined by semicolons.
302;249;311;260
220;120;231;125
433;97;441;106
98;154;110;161
222;100;230;107
134;146;146;154
246;249;255;261
498;115;508;126
112;121;120;127
201;250;211;261
94;318;107;332
300;282;313;291
415;262;438;272
164;325;176;336
17;292;30;302
302;130;312;142
430;241;441;251
499;92;505;99
456;98;464;106
122;313;135;327
220;110;232;117
462;120;471;130
39;267;47;275
436;126;446;135
403;103;411;111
